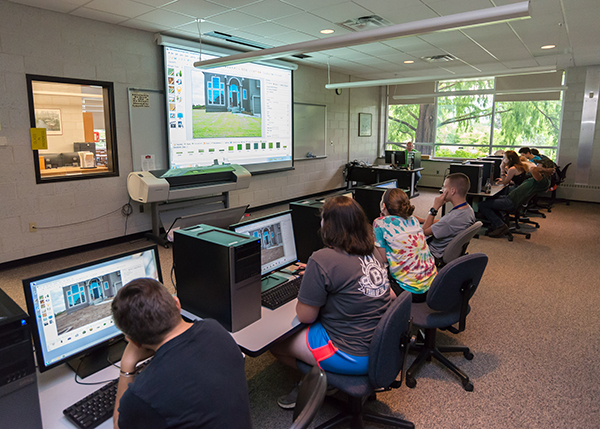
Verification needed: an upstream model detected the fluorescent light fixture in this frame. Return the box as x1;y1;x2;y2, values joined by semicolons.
326;65;557;90
193;1;531;69
404;60;415;64
541;44;556;49
320;29;335;34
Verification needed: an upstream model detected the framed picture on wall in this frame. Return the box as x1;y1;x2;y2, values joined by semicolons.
35;109;62;135
358;112;372;137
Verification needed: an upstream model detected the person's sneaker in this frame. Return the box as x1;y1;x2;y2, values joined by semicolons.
277;384;299;409
487;224;509;238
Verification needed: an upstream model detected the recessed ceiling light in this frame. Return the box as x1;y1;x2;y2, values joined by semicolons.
541;44;556;49
404;60;414;64
320;29;335;34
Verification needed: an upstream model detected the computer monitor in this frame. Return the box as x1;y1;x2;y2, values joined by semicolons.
384;150;406;166
231;211;298;276
482;156;503;181
22;245;162;378
374;179;398;189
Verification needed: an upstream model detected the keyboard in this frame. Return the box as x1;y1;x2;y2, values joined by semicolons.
63;360;151;429
63;378;117;429
261;276;302;310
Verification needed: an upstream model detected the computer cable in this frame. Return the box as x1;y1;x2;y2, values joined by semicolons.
122;198;133;236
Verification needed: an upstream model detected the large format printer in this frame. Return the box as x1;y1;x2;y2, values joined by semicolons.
127;164;251;245
127;164;251;203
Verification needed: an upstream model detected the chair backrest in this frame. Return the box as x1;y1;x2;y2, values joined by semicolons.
291;365;327;429
427;253;488;313
367;293;412;389
559;163;571;182
441;221;483;265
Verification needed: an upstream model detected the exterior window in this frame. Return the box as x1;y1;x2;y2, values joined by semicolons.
387;75;563;160
26;75;118;183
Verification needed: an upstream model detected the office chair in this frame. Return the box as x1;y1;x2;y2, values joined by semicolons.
437;221;483;268
291;366;327;429
504;194;540;241
535;162;571;212
297;293;414;429
405;253;488;392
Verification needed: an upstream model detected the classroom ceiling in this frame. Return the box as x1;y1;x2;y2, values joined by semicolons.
8;0;600;82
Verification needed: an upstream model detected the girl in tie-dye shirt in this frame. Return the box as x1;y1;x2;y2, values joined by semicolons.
373;189;437;300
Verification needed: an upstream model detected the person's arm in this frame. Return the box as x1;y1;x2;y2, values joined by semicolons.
530;165;544;181
113;341;155;429
496;167;518;185
422;190;447;236
296;301;320;324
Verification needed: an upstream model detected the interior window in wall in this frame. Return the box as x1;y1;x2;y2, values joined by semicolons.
26;75;118;183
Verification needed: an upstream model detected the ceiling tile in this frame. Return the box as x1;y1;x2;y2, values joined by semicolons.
351;0;437;25
278;0;347;12
121;18;170;32
274;11;340;35
131;0;175;6
382;37;435;53
265;30;318;44
135;8;197;27
162;0;229;19
70;7;129;24
243;21;295;37
420;0;492;15
177;19;231;35
309;1;373;23
237;0;303;20
85;0;154;18
205;0;262;8
7;0;89;13
207;10;265;28
350;42;404;57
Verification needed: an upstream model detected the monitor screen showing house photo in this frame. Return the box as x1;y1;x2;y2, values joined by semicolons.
164;46;293;173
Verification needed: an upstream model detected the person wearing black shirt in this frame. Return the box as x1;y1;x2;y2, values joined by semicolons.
111;278;252;429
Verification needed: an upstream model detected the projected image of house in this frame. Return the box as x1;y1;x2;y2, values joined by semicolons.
192;72;262;138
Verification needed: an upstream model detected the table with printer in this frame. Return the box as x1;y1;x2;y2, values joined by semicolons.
127;164;251;245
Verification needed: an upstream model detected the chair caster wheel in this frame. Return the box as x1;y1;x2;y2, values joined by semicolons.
525;234;531;239
464;351;474;360
508;236;513;242
406;376;416;389
535;224;540;228
541;214;546;218
463;381;474;392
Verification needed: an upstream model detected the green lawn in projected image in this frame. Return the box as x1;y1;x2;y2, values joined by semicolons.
192;110;262;138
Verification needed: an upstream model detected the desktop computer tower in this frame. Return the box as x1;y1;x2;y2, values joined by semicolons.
354;186;386;224
467;160;495;184
174;225;261;332
290;199;325;263
449;163;483;194
0;289;43;429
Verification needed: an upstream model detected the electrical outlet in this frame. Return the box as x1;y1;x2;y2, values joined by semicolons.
29;222;37;232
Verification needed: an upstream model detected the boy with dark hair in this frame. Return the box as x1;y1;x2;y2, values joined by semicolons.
111;278;252;429
420;173;476;260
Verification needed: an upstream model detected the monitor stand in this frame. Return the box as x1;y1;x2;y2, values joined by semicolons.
67;337;127;379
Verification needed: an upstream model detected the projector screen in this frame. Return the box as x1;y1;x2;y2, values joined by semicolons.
163;46;293;174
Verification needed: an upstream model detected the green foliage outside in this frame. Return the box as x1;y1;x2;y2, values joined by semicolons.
193;110;261;138
388;78;562;160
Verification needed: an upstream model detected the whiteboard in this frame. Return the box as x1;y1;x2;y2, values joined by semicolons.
293;103;326;160
127;88;168;171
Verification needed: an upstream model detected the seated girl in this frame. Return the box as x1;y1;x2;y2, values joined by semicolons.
373;188;437;303
498;150;529;188
271;196;392;408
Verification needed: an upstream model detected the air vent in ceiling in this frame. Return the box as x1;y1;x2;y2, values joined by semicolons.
337;15;392;32
292;54;311;59
421;54;456;62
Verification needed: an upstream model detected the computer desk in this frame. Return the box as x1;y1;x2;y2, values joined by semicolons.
36;301;302;428
440;184;506;216
181;298;303;357
345;164;424;198
37;363;118;428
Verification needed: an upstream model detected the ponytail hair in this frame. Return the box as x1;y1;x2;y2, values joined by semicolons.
382;188;414;219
